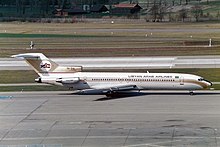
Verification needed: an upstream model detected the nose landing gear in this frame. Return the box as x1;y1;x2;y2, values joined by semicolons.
189;91;194;96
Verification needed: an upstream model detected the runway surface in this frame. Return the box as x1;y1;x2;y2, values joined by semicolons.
0;91;220;146
1;56;220;71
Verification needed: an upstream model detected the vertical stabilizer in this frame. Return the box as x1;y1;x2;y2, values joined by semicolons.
11;53;82;75
11;53;59;74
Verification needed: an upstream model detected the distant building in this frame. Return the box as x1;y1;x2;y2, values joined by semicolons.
54;9;68;17
67;6;88;15
53;5;108;17
111;3;142;18
53;6;88;16
53;3;141;18
90;5;109;13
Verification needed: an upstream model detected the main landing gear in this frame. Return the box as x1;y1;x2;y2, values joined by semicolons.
105;91;117;98
189;91;194;96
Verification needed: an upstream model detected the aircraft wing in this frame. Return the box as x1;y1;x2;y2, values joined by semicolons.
93;84;138;94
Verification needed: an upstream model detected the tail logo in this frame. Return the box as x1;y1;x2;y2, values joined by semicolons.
40;61;51;72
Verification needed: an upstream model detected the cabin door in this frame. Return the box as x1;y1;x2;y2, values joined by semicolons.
180;76;184;85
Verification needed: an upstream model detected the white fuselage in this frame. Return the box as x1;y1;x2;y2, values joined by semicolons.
39;72;211;91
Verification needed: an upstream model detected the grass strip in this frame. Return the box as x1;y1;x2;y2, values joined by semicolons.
0;70;37;84
0;85;67;92
0;33;112;38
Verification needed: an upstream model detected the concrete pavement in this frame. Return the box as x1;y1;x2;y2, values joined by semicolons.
0;91;220;146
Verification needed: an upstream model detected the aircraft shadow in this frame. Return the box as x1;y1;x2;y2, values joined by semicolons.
59;91;220;101
94;91;220;101
144;92;220;95
94;92;147;101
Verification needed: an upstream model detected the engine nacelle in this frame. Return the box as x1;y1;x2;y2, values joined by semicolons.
35;77;42;83
56;77;80;84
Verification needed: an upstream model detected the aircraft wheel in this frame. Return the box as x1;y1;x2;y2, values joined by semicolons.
106;91;119;98
189;91;194;96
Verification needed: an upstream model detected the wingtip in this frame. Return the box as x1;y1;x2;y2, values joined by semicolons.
11;55;16;58
11;54;24;59
11;53;47;60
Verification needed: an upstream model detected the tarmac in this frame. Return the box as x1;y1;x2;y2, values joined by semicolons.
1;55;220;71
0;91;220;146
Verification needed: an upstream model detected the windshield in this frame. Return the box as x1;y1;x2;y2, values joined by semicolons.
198;78;212;85
198;78;204;81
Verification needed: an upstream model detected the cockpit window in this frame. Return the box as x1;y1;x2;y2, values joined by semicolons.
198;78;204;81
198;78;212;86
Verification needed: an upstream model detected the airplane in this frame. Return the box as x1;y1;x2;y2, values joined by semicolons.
12;53;212;96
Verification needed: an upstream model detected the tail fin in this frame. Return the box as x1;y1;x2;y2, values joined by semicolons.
11;53;58;73
11;53;82;74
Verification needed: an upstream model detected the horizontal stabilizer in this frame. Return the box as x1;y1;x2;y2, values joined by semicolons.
11;53;48;60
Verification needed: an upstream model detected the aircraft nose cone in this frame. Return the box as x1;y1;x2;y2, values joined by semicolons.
205;81;212;87
203;79;212;87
